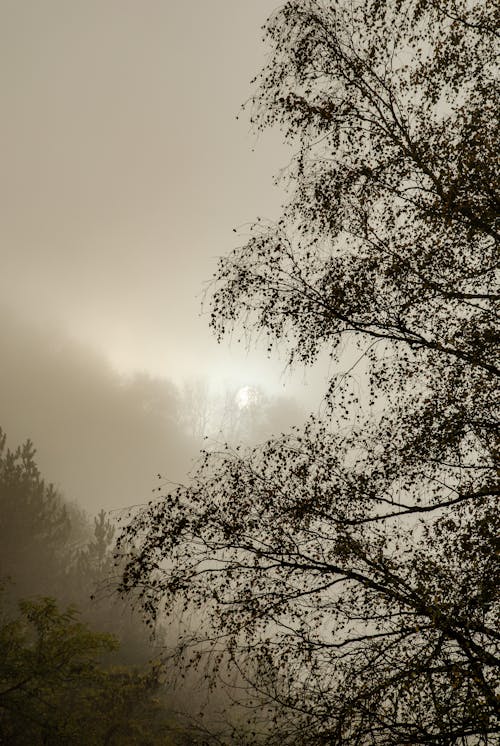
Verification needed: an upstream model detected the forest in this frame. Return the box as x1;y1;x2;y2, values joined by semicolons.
2;0;499;744
0;430;199;744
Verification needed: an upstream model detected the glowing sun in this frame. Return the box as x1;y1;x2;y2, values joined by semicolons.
235;385;259;410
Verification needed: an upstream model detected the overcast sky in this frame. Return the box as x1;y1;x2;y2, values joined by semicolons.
0;1;342;512
1;0;293;384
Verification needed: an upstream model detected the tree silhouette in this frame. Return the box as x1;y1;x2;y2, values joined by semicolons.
118;2;499;743
0;430;71;600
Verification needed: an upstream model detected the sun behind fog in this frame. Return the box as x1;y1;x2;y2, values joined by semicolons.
235;385;259;410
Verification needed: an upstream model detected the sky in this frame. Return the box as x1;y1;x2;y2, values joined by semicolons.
1;0;290;384
0;1;342;513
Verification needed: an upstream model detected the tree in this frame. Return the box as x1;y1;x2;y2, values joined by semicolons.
118;1;499;743
73;509;117;595
0;429;153;667
73;509;164;668
0;429;72;600
0;594;189;745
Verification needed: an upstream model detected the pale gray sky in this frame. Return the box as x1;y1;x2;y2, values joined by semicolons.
1;0;295;387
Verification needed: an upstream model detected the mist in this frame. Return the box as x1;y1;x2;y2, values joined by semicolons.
0;2;328;739
0;310;187;512
0;307;305;737
0;309;304;515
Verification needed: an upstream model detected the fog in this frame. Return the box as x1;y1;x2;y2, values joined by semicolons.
0;0;332;518
0;307;306;735
0;3;330;737
0;0;287;385
0;310;308;515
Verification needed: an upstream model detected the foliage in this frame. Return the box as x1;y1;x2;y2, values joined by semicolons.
0;428;155;669
76;509;116;583
75;509;162;668
0;595;187;745
118;1;499;744
0;429;72;599
0;431;205;742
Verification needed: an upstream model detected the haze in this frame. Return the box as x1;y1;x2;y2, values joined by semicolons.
0;1;348;514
